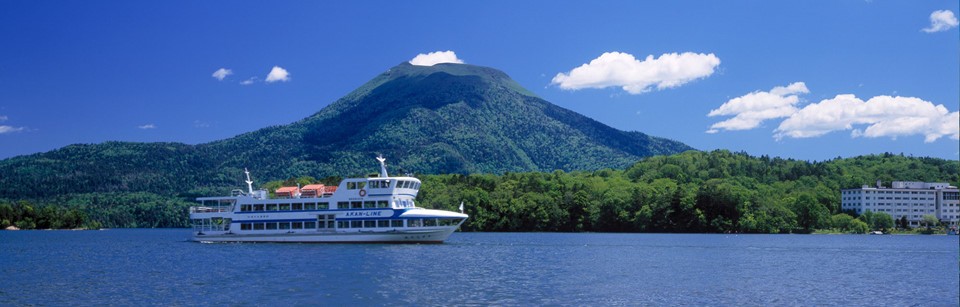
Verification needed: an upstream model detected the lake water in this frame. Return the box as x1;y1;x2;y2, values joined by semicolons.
1;229;957;306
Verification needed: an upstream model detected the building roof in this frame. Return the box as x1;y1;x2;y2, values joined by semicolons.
276;186;299;193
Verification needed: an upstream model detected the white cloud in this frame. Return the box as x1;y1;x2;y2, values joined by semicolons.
409;50;465;66
922;10;959;33
707;82;809;133
240;77;257;85
138;124;156;129
0;116;25;134
551;51;720;95
212;68;233;81
774;95;959;142
0;126;23;134
265;66;290;83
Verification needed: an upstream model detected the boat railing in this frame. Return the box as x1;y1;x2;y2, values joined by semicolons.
190;206;234;213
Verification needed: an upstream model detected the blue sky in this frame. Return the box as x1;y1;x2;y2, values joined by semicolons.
1;1;957;162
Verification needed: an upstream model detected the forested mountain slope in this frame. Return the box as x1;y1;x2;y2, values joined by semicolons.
0;63;692;200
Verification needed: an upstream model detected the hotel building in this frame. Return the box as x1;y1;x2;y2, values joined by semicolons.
840;181;960;227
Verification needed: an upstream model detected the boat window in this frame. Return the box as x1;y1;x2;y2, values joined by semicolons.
305;221;317;229
279;222;291;230
304;203;315;210
337;221;349;229
363;201;376;209
280;203;290;211
378;220;389;227
369;180;380;189
391;220;403;227
351;201;362;209
317;202;328;210
318;215;334;229
266;204;278;211
377;201;389;208
337;202;349;209
254;223;265;230
266;223;278;230
439;218;462;226
240;204;252;212
347;182;357;190
408;219;422;227
254;204;264;211
424;219;437;227
292;222;303;229
364;221;376;228
358;182;366;189
241;223;252;230
351;221;363;228
414;182;420;189
292;203;303;211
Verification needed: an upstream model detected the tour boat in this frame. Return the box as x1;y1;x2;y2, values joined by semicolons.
189;156;468;243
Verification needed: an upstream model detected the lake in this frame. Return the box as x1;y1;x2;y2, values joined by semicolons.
1;229;957;306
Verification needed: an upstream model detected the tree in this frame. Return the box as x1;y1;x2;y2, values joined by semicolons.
792;193;828;233
871;212;894;231
899;216;910;230
830;213;855;232
921;214;939;230
848;219;870;234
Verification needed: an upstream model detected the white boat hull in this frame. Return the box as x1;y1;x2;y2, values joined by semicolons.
192;227;458;243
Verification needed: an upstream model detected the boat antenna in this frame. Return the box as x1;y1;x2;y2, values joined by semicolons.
376;155;389;178
244;168;254;195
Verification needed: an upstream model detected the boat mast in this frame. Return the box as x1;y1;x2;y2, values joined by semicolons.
244;168;254;195
377;155;389;178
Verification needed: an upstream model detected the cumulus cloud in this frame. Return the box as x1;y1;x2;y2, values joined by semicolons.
265;66;290;83
774;95;959;142
138;124;156;129
922;10;959;33
707;82;809;133
409;50;465;66
551;51;720;94
212;68;233;81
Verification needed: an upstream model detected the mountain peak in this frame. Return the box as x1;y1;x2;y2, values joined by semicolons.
376;62;537;98
390;62;508;78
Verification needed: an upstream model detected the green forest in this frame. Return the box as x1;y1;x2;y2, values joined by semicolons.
2;150;957;233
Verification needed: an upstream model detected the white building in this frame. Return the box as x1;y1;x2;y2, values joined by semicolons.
840;181;960;228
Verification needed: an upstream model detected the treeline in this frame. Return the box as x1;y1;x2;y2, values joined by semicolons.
1;150;957;232
1;192;196;229
417;151;958;233
1;201;90;230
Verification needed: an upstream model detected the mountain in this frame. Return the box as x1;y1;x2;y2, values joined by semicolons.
204;63;693;175
0;62;693;199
